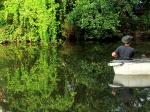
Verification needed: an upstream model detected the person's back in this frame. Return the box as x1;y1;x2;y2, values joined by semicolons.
112;35;134;60
114;45;134;60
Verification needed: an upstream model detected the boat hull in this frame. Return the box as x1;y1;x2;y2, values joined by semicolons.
108;59;150;75
108;59;150;87
113;75;150;87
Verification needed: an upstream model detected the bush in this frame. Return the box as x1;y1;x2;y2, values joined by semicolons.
67;0;121;40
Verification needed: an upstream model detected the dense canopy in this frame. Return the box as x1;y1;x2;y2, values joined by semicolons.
0;0;150;43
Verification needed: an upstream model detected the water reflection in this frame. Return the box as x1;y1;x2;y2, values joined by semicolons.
0;41;149;111
111;88;134;111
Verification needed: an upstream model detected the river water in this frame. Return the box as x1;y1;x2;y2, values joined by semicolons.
0;40;150;111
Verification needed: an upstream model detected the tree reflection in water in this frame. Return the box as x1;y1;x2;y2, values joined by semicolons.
0;41;149;111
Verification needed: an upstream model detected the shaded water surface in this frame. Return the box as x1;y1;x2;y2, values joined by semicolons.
0;40;150;111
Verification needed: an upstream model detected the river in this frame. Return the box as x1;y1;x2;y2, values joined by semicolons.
0;40;150;111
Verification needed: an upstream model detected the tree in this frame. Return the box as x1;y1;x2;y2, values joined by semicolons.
66;0;150;40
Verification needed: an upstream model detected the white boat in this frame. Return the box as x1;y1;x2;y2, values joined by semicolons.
108;59;150;87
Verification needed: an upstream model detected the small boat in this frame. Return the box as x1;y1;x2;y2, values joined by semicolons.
108;59;150;88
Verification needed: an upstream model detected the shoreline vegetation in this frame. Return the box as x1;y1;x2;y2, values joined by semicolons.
0;0;150;45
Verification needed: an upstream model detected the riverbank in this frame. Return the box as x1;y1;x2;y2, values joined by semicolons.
0;27;150;45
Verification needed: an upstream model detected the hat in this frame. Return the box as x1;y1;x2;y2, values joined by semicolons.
121;35;133;44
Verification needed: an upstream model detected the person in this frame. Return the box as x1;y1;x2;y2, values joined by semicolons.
112;35;134;60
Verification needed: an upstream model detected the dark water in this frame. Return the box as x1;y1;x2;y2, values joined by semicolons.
0;40;150;112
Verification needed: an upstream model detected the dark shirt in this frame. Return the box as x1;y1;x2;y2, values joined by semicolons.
115;46;134;60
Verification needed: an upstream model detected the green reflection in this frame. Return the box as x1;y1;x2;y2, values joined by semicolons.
0;41;149;111
0;44;75;111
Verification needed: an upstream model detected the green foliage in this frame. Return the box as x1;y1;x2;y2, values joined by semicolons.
141;11;150;27
66;0;150;40
0;0;150;41
0;0;77;44
0;0;4;10
0;0;5;38
2;0;60;44
67;0;121;39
